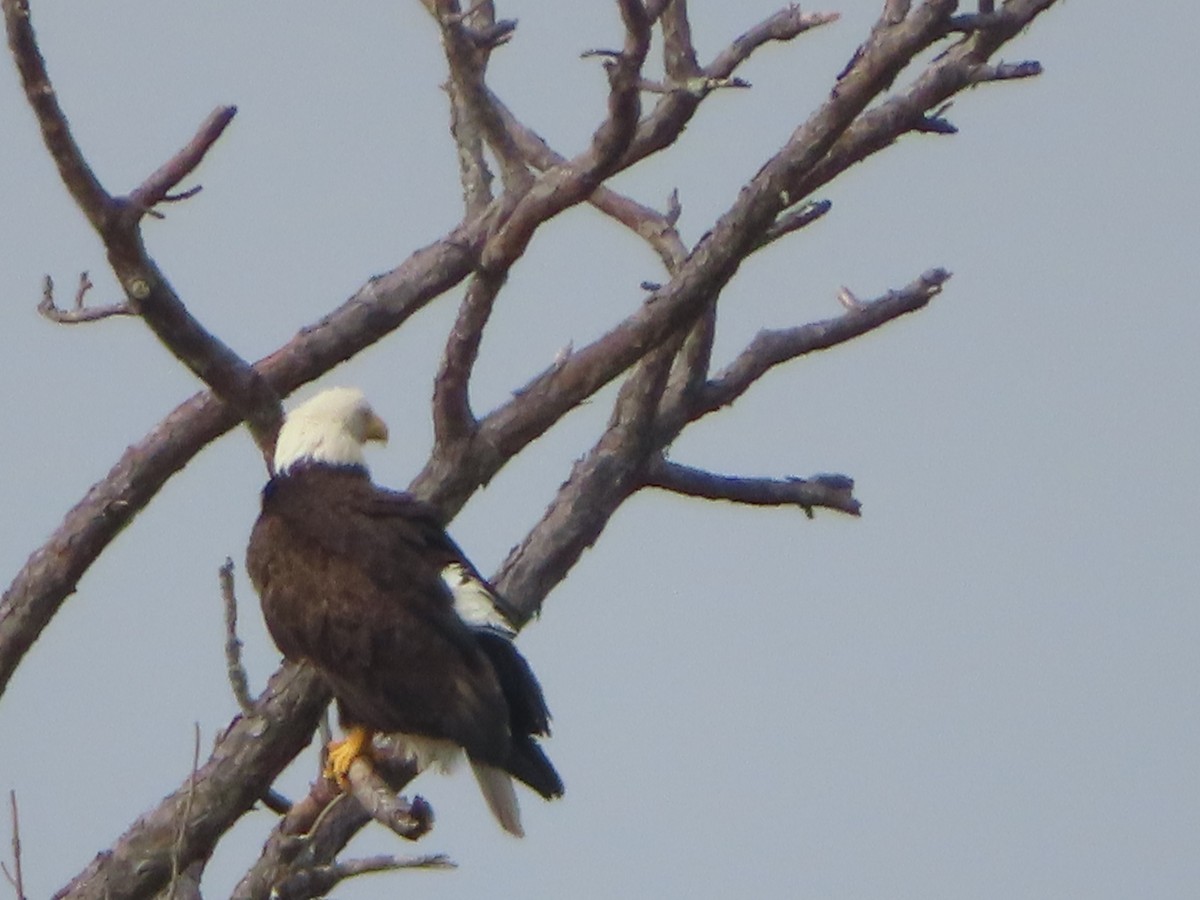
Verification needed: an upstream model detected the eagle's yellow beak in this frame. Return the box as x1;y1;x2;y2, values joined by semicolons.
363;411;389;445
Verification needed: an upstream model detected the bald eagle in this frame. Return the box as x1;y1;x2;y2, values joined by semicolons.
247;387;563;836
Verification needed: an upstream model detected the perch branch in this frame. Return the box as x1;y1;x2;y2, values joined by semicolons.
344;758;434;842
232;747;421;899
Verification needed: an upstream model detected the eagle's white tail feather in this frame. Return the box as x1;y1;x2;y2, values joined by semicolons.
471;761;523;837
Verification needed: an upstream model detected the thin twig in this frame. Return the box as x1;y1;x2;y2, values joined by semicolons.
270;854;454;899
634;74;751;95
167;723;202;900
972;59;1042;82
1;791;24;900
38;274;134;324
753;199;833;250
219;558;254;714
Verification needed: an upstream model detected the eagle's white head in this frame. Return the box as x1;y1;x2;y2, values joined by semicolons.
273;387;390;474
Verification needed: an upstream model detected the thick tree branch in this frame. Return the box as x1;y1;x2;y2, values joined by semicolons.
0;3;1068;895
660;0;701;82
0;233;476;699
52;664;330;900
446;80;495;217
496;332;682;623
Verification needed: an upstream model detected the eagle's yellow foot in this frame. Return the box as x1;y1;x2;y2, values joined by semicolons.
324;726;374;787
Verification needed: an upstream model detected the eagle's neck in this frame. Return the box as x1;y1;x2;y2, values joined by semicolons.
274;425;368;474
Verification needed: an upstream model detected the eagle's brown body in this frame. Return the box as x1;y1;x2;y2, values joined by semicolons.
247;461;562;823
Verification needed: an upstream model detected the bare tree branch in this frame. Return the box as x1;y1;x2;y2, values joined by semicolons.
496;333;684;623
232;747;422;900
0;1;1068;894
51;664;329;900
344;758;434;842
1;791;24;900
2;0;108;229
0;233;477;699
219;559;254;716
127;106;236;216
269;853;454;900
166;724;203;900
492;94;688;271
3;0;280;463
431;0;531;197
432;271;503;447
643;458;861;518
37;273;134;324
478;0;650;271
699;269;951;418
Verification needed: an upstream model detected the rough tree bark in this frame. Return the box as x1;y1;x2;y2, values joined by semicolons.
0;1;1061;897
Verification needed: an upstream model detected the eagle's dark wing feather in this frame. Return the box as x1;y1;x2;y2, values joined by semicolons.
248;467;510;763
248;464;561;796
475;630;563;798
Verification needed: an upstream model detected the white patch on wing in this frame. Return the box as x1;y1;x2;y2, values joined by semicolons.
441;563;517;636
389;733;463;774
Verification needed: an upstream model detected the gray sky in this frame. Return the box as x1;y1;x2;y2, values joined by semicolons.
2;2;1198;898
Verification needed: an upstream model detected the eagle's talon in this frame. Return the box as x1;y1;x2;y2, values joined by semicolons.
324;725;374;787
